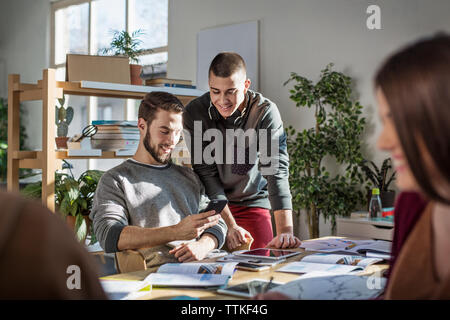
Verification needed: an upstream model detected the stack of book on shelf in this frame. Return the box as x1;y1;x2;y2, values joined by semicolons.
91;120;139;151
145;78;196;89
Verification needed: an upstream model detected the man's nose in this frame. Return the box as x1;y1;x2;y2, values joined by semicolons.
219;93;227;104
168;132;180;146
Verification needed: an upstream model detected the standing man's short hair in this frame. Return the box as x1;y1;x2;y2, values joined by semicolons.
208;52;247;78
138;91;184;125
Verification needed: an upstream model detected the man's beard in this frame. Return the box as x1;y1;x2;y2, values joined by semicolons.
143;128;172;164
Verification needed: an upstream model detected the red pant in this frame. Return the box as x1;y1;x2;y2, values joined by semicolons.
228;204;273;249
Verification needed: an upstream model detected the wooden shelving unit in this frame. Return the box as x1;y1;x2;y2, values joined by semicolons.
7;68;202;212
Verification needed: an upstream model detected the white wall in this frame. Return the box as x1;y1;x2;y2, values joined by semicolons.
167;0;450;239
0;0;52;150
1;0;450;238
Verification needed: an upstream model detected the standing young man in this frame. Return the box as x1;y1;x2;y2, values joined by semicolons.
183;52;301;250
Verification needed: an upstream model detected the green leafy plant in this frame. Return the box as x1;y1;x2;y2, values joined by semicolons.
361;158;396;191
284;63;367;238
101;29;147;64
0;97;30;182
22;162;104;243
55;95;74;137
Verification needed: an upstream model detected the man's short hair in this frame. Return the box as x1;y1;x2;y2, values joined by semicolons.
138;91;184;125
208;52;247;78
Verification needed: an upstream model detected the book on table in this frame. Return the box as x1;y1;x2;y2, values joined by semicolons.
144;262;238;288
276;253;383;275
268;271;386;300
300;238;392;258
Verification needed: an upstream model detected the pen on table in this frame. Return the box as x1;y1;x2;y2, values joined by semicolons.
261;276;274;295
345;243;356;250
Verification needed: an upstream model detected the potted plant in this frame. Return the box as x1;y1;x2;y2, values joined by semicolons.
361;158;397;209
55;95;74;149
285;63;367;239
102;29;147;85
0;97;31;185
22;162;104;244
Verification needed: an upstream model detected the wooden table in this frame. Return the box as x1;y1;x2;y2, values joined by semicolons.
101;244;389;300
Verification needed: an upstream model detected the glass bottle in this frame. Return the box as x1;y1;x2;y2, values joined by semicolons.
369;188;383;219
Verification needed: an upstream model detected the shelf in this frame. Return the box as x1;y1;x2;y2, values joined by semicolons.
30;80;205;104
17;80;204;103
7;69;202;211
13;150;135;161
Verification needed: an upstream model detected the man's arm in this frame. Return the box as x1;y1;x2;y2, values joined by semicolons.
260;105;301;248
169;233;218;262
91;171;221;253
219;204;252;249
117;210;221;251
268;209;301;248
90;172;130;253
117;225;176;251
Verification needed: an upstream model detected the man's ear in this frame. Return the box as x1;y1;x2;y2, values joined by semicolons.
137;118;147;132
244;78;251;93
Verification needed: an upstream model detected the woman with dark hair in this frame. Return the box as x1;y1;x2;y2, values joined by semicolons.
0;191;107;299
255;33;450;300
375;33;450;299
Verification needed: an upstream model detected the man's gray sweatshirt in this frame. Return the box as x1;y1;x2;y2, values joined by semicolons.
183;90;292;211
90;159;227;253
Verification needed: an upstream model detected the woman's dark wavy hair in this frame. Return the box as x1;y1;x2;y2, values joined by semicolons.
375;33;450;204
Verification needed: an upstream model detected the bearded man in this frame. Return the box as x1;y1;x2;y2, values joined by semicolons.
90;92;227;268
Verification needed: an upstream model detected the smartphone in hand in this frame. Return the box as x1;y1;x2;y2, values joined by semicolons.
202;199;228;214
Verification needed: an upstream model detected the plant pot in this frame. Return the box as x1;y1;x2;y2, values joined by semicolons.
366;189;397;210
380;190;396;208
55;136;69;150
130;64;142;85
66;215;91;242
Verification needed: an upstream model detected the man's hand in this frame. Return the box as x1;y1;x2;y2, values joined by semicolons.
169;234;217;262
173;210;220;240
265;233;301;249
226;225;252;251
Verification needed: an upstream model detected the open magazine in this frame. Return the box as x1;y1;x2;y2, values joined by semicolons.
269;271;386;300
300;239;391;258
216;253;285;267
276;253;383;275
144;262;238;287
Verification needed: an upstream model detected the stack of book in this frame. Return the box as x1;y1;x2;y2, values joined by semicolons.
91;120;139;151
145;78;196;89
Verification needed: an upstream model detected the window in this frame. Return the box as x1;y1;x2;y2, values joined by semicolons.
50;0;168;175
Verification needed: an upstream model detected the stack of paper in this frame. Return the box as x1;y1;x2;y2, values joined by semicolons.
269;272;386;300
217;254;284;267
276;253;383;275
144;262;238;287
91;120;139;151
300;238;391;258
100;280;150;300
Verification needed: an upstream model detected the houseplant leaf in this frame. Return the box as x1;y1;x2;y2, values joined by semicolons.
74;213;87;242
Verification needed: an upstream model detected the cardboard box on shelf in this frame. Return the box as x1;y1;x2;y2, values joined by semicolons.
66;54;130;84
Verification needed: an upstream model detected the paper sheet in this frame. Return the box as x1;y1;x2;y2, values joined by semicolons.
100;280;150;300
277;261;363;275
